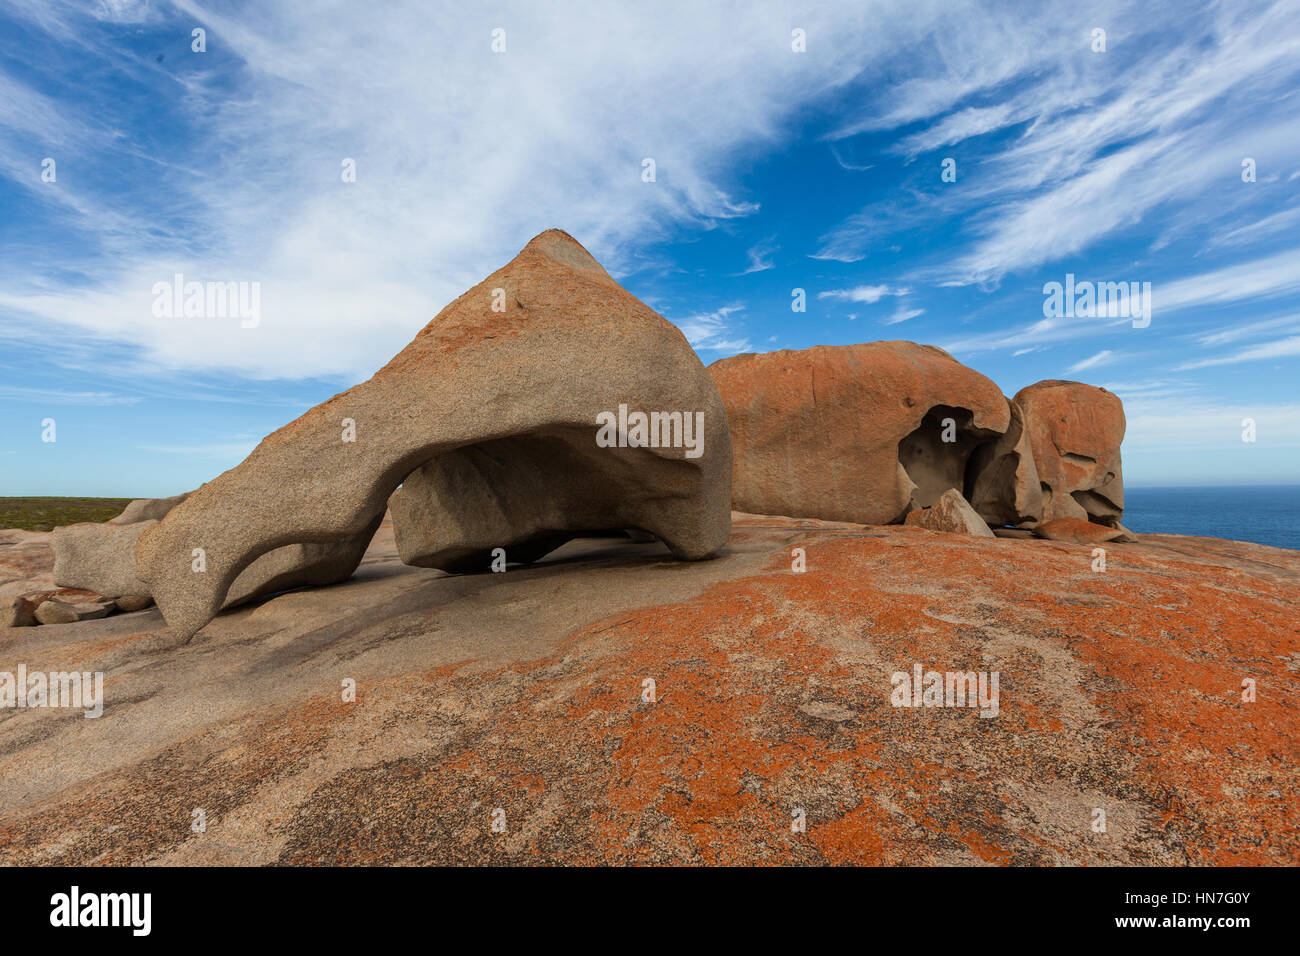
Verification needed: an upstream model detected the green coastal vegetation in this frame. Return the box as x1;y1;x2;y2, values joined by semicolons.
0;497;133;532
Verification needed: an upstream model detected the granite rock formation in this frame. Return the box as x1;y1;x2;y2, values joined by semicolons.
137;230;732;641
1014;380;1125;526
708;342;1009;525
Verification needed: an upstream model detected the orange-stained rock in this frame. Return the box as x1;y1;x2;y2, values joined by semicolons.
708;342;1009;524
1015;380;1125;525
2;515;1295;866
1034;517;1137;545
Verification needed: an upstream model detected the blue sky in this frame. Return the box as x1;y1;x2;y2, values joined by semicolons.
1;0;1298;496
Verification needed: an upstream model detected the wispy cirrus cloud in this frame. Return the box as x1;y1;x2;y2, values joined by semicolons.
817;0;1300;284
0;384;142;406
1069;349;1116;373
671;305;751;353
1177;335;1300;371
883;306;924;325
818;284;910;304
733;237;777;276
0;0;916;380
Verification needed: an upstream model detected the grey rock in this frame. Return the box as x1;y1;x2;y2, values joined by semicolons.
52;521;156;598
35;599;114;625
108;493;191;525
137;230;732;641
903;488;995;537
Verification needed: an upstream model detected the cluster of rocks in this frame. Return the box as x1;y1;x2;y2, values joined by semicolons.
17;229;1131;642
708;344;1131;542
4;587;153;628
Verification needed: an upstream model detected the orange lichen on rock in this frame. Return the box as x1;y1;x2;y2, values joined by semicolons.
1;516;1296;865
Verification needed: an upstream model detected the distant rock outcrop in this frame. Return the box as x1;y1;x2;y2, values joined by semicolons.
108;493;190;525
708;342;1009;524
1015;380;1125;525
137;230;732;641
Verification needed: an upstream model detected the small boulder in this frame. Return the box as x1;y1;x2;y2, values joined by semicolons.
35;599;114;625
1032;517;1137;545
114;594;155;612
2;594;40;628
903;489;995;537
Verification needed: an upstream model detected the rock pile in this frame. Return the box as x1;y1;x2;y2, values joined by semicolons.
710;344;1129;539
3;586;153;629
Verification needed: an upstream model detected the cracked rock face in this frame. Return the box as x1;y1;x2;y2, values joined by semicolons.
967;396;1044;528
137;229;732;641
1014;380;1125;526
708;342;1009;524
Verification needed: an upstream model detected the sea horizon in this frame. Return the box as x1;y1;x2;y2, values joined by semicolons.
1121;484;1299;551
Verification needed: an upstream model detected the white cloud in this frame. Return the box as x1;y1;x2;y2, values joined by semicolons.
735;237;777;275
818;0;1300;281
1176;335;1300;370
1069;349;1116;373
1207;204;1300;250
818;284;910;304
1158;248;1300;315
0;0;898;380
883;306;924;325
1196;314;1300;348
671;305;751;353
0;385;142;406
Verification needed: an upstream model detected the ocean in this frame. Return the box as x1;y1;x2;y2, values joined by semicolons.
1122;485;1299;551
